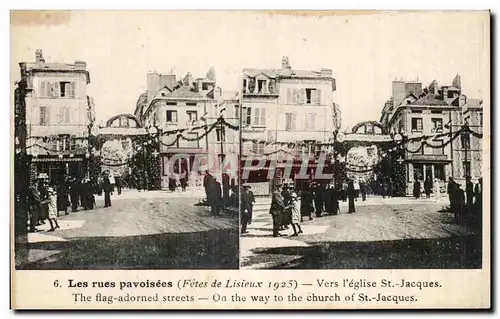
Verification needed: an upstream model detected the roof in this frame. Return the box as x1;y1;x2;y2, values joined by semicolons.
442;86;461;91
243;68;326;79
166;85;209;99
22;62;90;83
413;93;449;106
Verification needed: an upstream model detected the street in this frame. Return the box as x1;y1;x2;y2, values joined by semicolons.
241;196;482;269
16;189;239;269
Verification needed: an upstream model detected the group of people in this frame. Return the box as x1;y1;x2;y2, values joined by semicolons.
413;177;443;200
447;176;483;226
203;172;237;217
266;180;364;238
24;171;115;233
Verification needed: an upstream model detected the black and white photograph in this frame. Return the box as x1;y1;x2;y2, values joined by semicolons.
12;11;241;270
238;12;487;270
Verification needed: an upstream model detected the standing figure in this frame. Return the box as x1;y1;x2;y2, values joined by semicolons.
465;176;474;213
222;173;230;208
240;185;250;234
115;175;123;195
69;178;80;212
353;179;360;201
280;184;292;229
413;180;421;199
103;173;112;208
203;171;212;202
313;182;324;217
38;180;49;224
455;184;465;224
300;185;314;222
56;179;70;216
347;179;356;213
27;180;42;232
211;177;222;216
326;184;339;215
447;177;457;213
245;184;255;224
287;192;303;237
433;178;441;201
360;180;367;201
46;187;60;232
424;177;432;199
270;184;285;237
387;178;394;198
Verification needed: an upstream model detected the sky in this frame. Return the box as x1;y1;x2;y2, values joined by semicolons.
10;11;489;129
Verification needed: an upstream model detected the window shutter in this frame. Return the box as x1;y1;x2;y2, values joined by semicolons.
254;108;260;125
40;82;46;97
292;113;296;131
315;89;321;104
286;113;291;131
70;82;76;98
260;108;266;126
46;106;50;125
65;107;70;123
53;82;60;97
287;88;292;104
304;113;308;131
299;89;306;104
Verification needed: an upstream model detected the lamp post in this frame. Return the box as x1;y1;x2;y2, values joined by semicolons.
463;118;470;178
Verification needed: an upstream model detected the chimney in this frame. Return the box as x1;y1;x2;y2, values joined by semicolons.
74;60;87;68
147;71;160;102
281;56;291;69
320;68;333;78
183;72;193;87
35;49;45;63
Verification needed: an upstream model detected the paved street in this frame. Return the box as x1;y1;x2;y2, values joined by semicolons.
16;189;239;269
241;196;482;269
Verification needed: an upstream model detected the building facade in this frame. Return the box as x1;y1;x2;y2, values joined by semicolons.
20;50;94;184
380;75;483;194
140;69;239;189
241;57;338;194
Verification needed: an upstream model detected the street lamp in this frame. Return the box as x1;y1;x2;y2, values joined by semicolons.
332;130;346;189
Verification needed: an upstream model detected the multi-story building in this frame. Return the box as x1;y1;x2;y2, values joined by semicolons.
380;75;483;194
19;50;94;184
241;57;337;194
141;69;239;189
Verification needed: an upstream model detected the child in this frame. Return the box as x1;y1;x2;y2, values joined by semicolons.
46;187;60;232
287;192;303;237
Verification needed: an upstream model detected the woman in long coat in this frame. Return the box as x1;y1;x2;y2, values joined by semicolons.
413;180;421;199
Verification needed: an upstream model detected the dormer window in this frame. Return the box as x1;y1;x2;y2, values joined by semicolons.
257;80;266;93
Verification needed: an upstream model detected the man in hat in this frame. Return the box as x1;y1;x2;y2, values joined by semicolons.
240;184;251;233
103;172;112;208
270;184;285;237
243;184;255;224
27;178;42;232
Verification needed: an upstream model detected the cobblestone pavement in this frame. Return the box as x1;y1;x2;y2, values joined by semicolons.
240;196;481;269
16;190;238;270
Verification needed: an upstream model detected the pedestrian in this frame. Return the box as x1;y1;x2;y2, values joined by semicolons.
97;174;103;196
447;177;457;213
313;182;324;217
222;173;230;208
424;177;432;199
300;184;314;222
342;182;348;202
56;179;70;216
46;187;60;232
474;177;483;229
211;176;222;216
280;184;292;229
455;184;465;224
244;184;255;224
465;176;474;213
287;191;303;237
115;175;123;195
347;179;356;213
413;180;421;199
69;177;80;212
109;173;116;193
387;178;394;197
37;180;49;225
360;180;367;201
326;183;339;215
103;172;112;208
353;179;360;201
27;179;42;233
270;184;285;237
203;171;212;202
433;178;441;201
240;185;250;234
